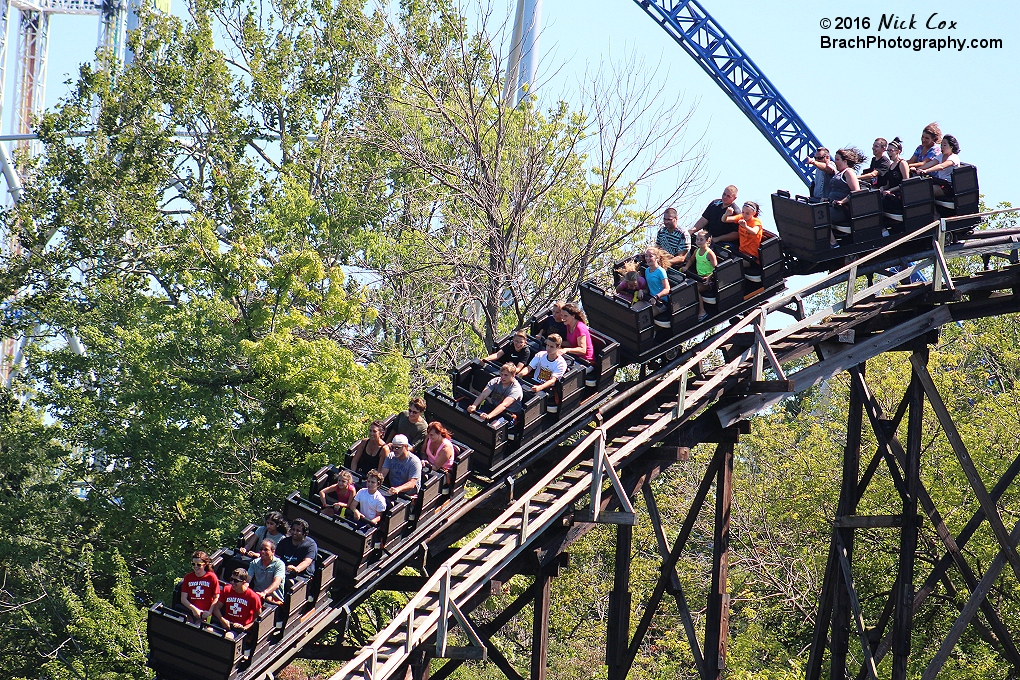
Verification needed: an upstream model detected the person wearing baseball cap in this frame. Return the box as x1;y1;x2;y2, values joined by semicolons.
381;434;422;495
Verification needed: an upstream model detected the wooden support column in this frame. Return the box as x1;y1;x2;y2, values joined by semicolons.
832;364;865;679
619;443;725;679
607;522;634;680
530;571;552;680
408;647;432;680
704;440;734;680
893;348;926;679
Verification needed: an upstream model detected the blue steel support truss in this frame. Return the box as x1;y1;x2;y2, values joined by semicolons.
634;0;820;187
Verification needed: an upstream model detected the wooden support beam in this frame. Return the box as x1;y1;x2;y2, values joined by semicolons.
466;614;526;680
606;523;633;680
377;574;429;592
833;515;921;528
620;442;726;678
746;379;795;393
717;307;953;428
642;484;704;673
429;568;556;680
831;364;865;680
851;429;1020;678
834;532;879;680
910;353;1020;583
922;519;1020;680
704;440;734;680
531;572;552;680
893;349;924;680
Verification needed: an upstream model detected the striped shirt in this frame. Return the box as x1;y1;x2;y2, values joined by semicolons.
656;227;689;257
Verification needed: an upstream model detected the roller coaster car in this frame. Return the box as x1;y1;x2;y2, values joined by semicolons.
148;601;276;680
345;438;473;503
153;542;336;680
740;231;785;293
487;333;586;413
883;176;938;234
424;362;547;471
935;163;981;231
284;485;409;583
528;311;620;391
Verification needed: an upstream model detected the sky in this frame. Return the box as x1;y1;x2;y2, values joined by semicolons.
16;0;1020;247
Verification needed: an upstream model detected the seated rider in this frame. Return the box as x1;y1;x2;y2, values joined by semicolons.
247;540;286;606
467;363;525;423
528;334;569;395
807;148;836;198
655;207;690;267
484;329;534;377
689;185;739;256
351;421;389;475
239;512;288;558
561;303;594;363
318;468;356;517
381;434;423;496
384;397;428;450
533;301;569;339
735;202;764;260
181;550;219;624
615;261;647;304
683;230;719;322
276;518;318;579
348;469;388;526
643;247;671;322
213;569;262;641
423;421;456;472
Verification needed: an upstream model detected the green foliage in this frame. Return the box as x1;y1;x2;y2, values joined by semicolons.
0;0;694;678
39;546;149;680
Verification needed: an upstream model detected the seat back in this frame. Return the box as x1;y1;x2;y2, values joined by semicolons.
588;329;620;389
148;603;245;680
309;464;338;501
846;188;884;244
938;164;981;231
771;192;833;261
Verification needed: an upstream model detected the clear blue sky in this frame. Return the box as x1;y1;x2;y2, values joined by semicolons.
22;0;1020;231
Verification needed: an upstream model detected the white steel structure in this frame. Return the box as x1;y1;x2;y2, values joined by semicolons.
0;0;146;384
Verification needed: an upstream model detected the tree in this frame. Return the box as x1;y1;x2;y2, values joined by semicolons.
351;0;706;376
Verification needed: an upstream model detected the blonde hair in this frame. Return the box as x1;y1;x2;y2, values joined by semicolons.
644;246;670;269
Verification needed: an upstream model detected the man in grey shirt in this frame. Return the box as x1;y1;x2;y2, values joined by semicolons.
467;363;524;422
382;434;423;495
247;540;285;605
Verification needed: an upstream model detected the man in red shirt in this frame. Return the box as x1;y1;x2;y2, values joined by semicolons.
214;568;263;640
181;551;219;623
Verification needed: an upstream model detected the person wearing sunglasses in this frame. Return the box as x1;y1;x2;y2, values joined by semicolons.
181;550;219;624
213;569;262;640
384;397;429;450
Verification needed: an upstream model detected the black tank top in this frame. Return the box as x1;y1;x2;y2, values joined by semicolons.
880;162;906;190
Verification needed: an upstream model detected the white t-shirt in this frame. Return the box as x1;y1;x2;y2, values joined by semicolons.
529;351;568;383
935;153;960;181
354;488;387;521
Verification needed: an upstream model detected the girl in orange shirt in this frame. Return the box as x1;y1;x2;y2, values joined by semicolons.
736;201;764;260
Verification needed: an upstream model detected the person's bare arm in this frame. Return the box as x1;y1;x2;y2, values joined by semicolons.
479;395;515;420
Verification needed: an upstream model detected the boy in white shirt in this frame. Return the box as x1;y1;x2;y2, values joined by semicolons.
349;470;388;526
